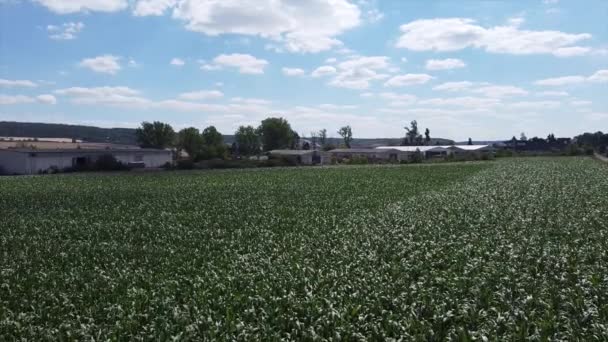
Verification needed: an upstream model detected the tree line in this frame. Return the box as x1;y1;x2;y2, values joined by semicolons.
135;117;355;160
135;117;444;160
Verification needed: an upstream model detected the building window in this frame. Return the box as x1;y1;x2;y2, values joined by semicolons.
135;154;144;162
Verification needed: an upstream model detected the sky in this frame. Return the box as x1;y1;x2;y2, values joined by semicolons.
0;0;606;141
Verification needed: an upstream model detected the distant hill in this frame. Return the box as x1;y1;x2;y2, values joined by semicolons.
0;121;138;145
0;121;454;147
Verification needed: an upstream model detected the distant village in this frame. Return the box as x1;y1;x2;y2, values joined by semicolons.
0;118;606;175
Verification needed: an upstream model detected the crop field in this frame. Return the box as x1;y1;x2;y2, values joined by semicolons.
1;158;608;340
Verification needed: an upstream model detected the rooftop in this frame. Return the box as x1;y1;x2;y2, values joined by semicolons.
0;148;170;154
269;149;316;155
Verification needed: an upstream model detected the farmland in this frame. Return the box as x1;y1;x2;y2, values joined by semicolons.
1;158;607;340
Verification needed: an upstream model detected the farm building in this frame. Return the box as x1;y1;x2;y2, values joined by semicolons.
268;150;329;165
375;146;449;159
329;148;407;162
376;145;494;159
0;148;172;175
446;145;494;156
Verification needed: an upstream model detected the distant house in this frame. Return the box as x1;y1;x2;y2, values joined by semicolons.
0;148;172;175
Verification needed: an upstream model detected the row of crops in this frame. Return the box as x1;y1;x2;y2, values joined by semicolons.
1;158;607;340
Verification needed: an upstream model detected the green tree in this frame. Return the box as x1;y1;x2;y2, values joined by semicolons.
235;125;260;156
199;126;226;160
318;129;327;147
257;117;294;151
404;120;421;146
425;128;431;145
177;127;203;159
135;121;175;149
468;138;473;145
338;125;353;148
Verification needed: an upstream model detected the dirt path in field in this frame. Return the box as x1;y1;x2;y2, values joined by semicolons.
594;152;608;163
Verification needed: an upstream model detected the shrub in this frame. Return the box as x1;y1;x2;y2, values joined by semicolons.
347;156;369;165
176;159;195;170
94;154;130;171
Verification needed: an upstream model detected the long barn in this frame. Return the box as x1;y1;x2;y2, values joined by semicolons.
0;148;172;175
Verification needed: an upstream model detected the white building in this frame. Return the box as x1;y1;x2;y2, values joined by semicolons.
376;145;494;158
0;148;172;175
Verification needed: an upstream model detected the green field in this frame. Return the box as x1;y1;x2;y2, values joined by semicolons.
1;158;608;340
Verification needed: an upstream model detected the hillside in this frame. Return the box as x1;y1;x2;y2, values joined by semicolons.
0;121;453;147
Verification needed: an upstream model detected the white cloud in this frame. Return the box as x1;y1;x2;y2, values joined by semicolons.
326;56;393;89
311;66;337;77
396;17;591;57
384;74;434;87
170;58;185;66
543;0;559;4
570;100;592;107
534;75;586;86
418;96;500;108
587;112;608;121
318;103;357;110
0;79;38;88
54;86;150;108
34;0;128;14
282;67;306;77
325;57;337;64
536;91;569;97
509;101;560;109
553;46;591;57
425;58;466;70
133;0;176;16
378;92;417;106
178;90;224;101
36;94;57;104
79;55;121;74
165;0;362;53
588;69;608;83
337;56;390;70
47;22;84;40
0;95;35;105
433;81;473;92
203;54;268;74
0;94;56;105
535;69;608;86
128;58;139;68
471;85;528;97
231;97;273;105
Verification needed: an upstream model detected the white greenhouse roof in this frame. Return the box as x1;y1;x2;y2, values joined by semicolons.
376;145;492;152
376;146;447;152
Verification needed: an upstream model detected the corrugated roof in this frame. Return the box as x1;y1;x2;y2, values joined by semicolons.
330;148;394;153
0;148;170;154
376;146;446;152
376;145;492;152
269;149;315;155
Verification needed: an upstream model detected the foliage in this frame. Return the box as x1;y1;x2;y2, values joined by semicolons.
257;117;294;151
403;120;422;146
2;159;608;340
177;127;204;158
346;156;369;165
235;125;261;156
135;121;175;149
318;129;327;147
338;125;353;148
574;131;608;151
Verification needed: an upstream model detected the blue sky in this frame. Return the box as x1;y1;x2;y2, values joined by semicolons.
0;0;606;140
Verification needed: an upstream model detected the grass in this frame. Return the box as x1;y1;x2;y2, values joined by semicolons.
1;158;607;340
